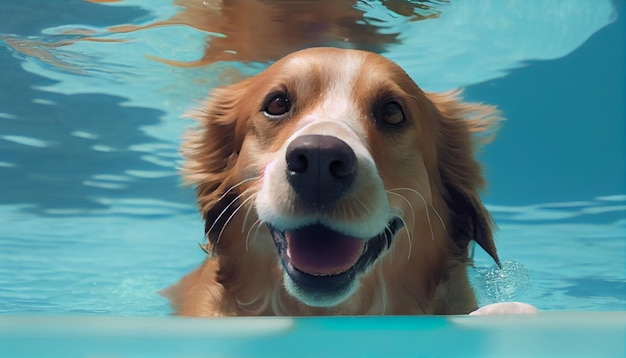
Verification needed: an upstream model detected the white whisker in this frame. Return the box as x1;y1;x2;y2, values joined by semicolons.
384;223;393;239
388;187;447;233
215;192;255;246
241;193;257;234
396;215;412;260
234;193;257;235
246;218;263;252
206;191;247;242
253;219;265;242
386;191;416;236
214;176;261;204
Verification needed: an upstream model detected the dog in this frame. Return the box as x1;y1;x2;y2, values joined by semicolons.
165;47;531;316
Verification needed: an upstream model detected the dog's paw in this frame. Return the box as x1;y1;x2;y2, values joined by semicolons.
469;302;538;316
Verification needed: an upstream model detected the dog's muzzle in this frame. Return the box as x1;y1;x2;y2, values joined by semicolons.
285;134;357;208
265;134;402;306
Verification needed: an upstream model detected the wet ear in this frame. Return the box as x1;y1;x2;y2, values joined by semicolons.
181;79;253;242
428;90;501;266
444;185;500;266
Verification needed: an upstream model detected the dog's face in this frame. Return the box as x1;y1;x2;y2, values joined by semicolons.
183;48;499;313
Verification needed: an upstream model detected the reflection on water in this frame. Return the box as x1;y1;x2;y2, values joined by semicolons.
104;0;444;66
0;82;183;213
6;0;446;67
2;0;614;215
0;0;623;315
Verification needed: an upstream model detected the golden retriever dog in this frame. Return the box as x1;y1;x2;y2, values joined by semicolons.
165;47;529;317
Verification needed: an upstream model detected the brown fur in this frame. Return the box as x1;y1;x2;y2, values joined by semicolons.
165;48;501;316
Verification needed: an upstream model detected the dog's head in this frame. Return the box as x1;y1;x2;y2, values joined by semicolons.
183;48;500;312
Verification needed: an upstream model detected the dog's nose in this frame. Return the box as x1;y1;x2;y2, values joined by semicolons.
285;135;357;207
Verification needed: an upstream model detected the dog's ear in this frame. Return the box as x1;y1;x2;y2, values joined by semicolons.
182;79;253;244
427;90;501;266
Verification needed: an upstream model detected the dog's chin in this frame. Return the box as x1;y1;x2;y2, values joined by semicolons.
268;218;403;307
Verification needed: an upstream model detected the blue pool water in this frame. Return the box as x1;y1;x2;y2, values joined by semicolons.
0;0;625;356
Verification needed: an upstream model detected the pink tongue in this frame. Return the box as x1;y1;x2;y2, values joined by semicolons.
285;225;365;276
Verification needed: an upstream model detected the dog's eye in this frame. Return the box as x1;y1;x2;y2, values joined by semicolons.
263;93;292;118
380;102;405;125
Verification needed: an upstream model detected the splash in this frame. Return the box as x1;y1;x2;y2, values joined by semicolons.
471;260;531;304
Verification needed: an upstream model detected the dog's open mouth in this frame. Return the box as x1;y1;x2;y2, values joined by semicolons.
268;218;404;301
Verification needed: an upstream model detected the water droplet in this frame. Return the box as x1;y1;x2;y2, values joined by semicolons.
471;260;530;303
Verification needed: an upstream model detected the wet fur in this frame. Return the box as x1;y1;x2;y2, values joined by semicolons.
165;48;501;316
